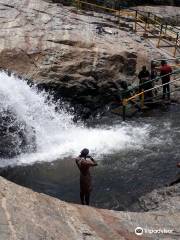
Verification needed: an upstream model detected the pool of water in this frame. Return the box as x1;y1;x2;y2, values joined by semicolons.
1;104;180;211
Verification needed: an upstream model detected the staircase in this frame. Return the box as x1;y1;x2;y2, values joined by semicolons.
74;0;180;57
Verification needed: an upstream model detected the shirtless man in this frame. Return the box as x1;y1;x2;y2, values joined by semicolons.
75;148;98;205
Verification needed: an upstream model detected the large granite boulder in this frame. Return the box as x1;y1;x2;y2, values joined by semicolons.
0;0;162;113
0;0;179;115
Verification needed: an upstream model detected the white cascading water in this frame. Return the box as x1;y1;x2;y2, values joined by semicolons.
0;71;154;167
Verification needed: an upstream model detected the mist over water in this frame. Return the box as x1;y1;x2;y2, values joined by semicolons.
0;72;162;167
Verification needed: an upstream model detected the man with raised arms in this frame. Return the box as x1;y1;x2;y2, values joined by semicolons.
75;148;98;205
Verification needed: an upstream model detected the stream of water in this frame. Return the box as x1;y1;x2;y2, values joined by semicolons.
0;72;179;210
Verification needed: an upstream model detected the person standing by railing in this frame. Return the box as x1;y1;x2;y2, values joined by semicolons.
159;60;172;100
138;66;153;99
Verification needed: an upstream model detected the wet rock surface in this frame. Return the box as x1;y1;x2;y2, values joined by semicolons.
0;109;36;158
0;176;179;240
137;183;180;212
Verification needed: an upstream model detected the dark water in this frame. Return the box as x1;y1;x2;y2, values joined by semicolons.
1;104;180;211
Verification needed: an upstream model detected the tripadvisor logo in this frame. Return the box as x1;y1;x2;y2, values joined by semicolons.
135;227;143;236
135;227;174;236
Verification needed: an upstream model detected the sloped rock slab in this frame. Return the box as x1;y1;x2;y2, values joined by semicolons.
0;176;179;239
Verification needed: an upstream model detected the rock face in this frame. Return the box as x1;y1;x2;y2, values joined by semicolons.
138;183;180;212
136;6;180;25
0;176;179;240
0;0;163;114
0;0;179;116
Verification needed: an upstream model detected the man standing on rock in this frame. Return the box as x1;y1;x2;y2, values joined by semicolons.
75;148;98;205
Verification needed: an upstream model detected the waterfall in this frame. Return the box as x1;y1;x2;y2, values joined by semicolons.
0;71;152;167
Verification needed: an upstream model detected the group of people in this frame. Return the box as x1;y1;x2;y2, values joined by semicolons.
115;60;173;111
138;60;173;101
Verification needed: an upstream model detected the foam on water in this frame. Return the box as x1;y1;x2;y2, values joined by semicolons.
0;72;155;167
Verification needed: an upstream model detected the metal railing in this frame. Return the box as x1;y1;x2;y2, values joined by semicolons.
122;71;180;120
123;69;180;96
126;75;180;103
74;0;180;56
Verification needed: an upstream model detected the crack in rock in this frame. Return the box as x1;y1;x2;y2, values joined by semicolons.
1;197;17;240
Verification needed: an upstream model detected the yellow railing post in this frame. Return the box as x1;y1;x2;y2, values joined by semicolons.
157;24;163;48
134;10;138;32
76;0;80;10
164;23;167;37
144;16;148;37
147;12;150;29
145;17;147;33
122;99;127;121
141;91;144;108
154;15;156;22
174;33;179;57
118;9;121;28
